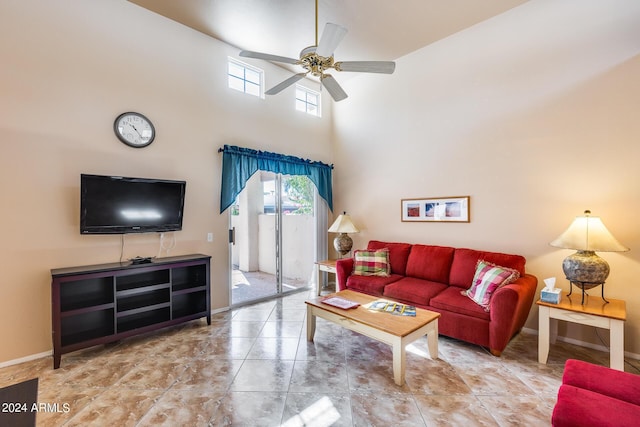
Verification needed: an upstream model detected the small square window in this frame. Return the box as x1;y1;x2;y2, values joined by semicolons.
228;58;264;98
295;85;321;117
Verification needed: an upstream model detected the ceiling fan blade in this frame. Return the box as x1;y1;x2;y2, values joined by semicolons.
265;73;307;95
335;61;396;74
321;74;348;102
239;50;299;65
315;23;348;57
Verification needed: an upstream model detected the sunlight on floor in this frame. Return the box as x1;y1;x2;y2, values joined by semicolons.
232;269;249;288
280;396;341;427
232;268;310;305
406;342;433;359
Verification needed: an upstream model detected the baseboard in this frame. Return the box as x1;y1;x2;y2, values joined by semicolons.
521;327;640;361
0;351;52;369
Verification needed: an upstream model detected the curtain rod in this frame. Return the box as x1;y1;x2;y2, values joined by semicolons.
218;146;333;168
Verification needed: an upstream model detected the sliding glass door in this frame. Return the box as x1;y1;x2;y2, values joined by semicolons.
229;172;316;306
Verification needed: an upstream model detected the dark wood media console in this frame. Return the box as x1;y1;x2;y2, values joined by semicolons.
51;254;211;369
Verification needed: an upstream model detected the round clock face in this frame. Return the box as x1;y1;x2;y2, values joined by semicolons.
114;112;155;148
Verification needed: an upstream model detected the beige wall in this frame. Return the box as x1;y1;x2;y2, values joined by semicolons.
0;0;333;364
331;0;640;355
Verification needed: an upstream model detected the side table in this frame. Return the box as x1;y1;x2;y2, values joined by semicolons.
315;259;338;296
537;292;626;371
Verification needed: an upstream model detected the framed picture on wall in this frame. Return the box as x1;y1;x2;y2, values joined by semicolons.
401;196;470;222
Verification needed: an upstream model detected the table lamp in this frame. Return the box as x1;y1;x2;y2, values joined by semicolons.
328;212;359;257
550;210;628;303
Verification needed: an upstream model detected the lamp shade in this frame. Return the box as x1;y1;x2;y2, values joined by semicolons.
550;210;628;252
328;212;359;234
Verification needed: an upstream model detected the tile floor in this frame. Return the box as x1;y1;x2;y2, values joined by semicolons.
1;288;639;426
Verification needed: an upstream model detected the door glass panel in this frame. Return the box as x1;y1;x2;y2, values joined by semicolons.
230;172;277;305
281;174;315;293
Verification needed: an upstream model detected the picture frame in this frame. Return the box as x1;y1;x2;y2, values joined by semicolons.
401;196;470;222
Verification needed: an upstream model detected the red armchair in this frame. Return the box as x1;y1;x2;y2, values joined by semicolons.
552;359;640;426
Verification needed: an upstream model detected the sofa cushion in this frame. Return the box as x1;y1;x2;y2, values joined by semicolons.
405;244;455;283
352;248;390;276
346;274;402;296
382;277;448;306
367;241;412;276
449;248;526;289
552;384;640;427
462;260;520;311
429;287;491;320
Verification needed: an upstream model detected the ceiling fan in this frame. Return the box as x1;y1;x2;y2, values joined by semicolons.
239;0;396;102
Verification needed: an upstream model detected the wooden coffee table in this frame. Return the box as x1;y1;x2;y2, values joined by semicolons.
305;289;440;386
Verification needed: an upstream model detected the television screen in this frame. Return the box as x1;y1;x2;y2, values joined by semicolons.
80;174;186;234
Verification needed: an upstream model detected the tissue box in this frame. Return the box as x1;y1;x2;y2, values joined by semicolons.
541;288;561;304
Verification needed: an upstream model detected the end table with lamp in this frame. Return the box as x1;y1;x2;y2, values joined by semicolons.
542;210;629;370
318;212;359;295
328;211;359;258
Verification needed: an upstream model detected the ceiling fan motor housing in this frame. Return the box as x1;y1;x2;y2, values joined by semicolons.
299;46;335;77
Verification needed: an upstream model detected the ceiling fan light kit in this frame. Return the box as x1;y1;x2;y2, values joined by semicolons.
239;1;395;102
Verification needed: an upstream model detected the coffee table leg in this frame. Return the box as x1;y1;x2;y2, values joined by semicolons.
392;337;406;386
427;322;438;359
306;306;316;341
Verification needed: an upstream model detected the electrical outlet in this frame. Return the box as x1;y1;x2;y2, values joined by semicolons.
207;232;213;242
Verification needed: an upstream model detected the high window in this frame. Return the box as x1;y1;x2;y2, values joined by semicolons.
295;85;321;117
228;58;263;98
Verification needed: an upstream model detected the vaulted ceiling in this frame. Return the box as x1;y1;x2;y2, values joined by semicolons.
129;0;529;63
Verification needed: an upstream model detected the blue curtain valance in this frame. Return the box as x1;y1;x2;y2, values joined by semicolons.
219;145;333;213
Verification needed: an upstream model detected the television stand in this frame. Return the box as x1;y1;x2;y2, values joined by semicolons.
51;254;211;369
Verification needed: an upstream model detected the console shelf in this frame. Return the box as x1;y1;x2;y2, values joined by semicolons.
51;254;210;369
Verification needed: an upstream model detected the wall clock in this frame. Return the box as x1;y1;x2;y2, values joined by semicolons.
114;112;155;148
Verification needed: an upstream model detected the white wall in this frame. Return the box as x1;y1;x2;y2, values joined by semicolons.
258;214;315;281
332;0;640;354
0;0;332;363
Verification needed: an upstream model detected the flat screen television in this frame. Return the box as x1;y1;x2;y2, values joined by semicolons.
80;174;186;234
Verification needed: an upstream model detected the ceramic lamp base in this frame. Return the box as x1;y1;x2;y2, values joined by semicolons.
562;250;610;287
562;250;610;304
333;233;353;257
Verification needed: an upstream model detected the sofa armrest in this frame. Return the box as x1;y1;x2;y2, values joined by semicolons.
488;273;538;353
336;258;354;291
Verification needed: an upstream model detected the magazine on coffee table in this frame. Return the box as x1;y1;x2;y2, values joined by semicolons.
368;300;416;316
321;296;360;309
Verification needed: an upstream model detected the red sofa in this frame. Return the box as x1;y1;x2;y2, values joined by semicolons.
552;359;640;426
336;240;538;355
